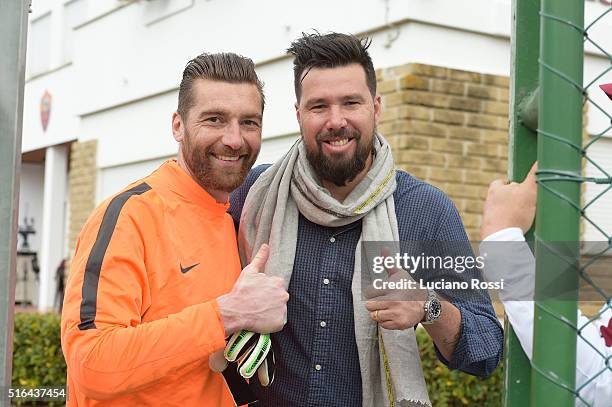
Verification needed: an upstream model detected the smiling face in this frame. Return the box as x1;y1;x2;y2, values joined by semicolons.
172;79;263;199
296;63;381;187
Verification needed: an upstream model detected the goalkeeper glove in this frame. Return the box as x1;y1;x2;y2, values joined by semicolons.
224;330;275;386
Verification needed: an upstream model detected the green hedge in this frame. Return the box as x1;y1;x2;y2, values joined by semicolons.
417;327;504;406
12;313;66;389
11;313;503;406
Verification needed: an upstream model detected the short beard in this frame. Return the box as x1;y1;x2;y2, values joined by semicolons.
305;128;372;187
182;130;257;193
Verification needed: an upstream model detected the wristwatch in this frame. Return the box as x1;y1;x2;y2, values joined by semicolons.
421;289;442;325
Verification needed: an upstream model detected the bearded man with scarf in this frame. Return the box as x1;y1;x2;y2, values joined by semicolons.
229;33;504;407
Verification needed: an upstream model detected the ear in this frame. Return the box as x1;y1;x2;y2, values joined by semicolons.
294;101;301;124
172;111;184;142
373;95;382;127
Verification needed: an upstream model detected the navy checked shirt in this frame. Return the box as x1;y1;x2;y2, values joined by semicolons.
229;165;503;407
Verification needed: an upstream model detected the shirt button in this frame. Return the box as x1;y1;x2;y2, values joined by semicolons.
323;278;330;285
320;321;327;327
315;364;322;371
329;236;336;243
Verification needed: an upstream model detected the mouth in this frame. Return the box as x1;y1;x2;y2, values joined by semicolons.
320;136;356;153
211;153;246;164
325;138;350;146
215;154;240;161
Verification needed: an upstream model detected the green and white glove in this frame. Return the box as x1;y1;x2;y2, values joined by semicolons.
224;330;275;386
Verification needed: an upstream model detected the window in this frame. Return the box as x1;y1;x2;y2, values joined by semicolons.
62;0;88;64
28;12;52;76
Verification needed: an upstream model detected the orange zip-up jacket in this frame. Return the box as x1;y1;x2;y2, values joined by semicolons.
61;160;240;406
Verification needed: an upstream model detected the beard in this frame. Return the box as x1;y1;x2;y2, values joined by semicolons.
182;129;258;193
305;127;373;187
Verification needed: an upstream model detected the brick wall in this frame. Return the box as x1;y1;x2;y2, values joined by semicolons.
68;140;97;256
376;63;510;241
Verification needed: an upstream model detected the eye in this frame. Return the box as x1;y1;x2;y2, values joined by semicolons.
242;120;261;128
345;100;360;106
205;116;221;123
311;104;326;111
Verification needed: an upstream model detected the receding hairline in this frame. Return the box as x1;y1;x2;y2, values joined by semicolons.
177;52;265;119
180;78;265;119
179;78;264;120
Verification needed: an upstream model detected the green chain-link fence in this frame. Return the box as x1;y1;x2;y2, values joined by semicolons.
568;1;612;404
507;1;611;406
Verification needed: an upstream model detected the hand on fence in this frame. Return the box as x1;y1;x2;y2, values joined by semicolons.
481;162;538;240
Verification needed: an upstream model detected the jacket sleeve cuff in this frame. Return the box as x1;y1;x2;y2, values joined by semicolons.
433;306;503;377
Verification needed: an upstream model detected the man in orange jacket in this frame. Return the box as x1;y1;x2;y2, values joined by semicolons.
61;53;289;406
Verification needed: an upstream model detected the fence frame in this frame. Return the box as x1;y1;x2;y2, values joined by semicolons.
0;0;30;402
504;0;541;406
506;1;588;406
531;1;584;406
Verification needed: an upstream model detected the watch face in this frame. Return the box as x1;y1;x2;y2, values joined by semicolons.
430;299;442;319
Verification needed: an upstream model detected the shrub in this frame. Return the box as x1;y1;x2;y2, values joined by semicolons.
417;327;504;406
10;313;504;406
12;312;66;405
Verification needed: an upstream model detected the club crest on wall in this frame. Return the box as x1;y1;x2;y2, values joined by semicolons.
40;90;52;132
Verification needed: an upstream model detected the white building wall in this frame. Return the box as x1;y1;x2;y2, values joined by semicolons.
80;91;178;167
67;0;610;166
98;156;172;203
22;65;80;153
21;0;612;261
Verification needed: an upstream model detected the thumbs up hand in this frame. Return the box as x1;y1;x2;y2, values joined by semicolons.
217;244;289;336
365;247;428;330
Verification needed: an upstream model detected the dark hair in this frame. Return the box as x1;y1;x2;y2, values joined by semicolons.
177;52;265;118
287;32;376;101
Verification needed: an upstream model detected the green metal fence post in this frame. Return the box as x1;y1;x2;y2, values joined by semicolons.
0;0;29;402
505;1;541;406
532;1;584;406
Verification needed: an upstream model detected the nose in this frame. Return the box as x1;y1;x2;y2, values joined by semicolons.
220;120;243;150
325;105;347;132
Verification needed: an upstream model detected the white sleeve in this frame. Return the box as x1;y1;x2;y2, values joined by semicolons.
574;307;612;407
482;227;525;242
481;228;612;407
480;227;535;358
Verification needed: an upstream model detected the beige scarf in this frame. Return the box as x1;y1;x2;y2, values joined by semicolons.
238;134;431;407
